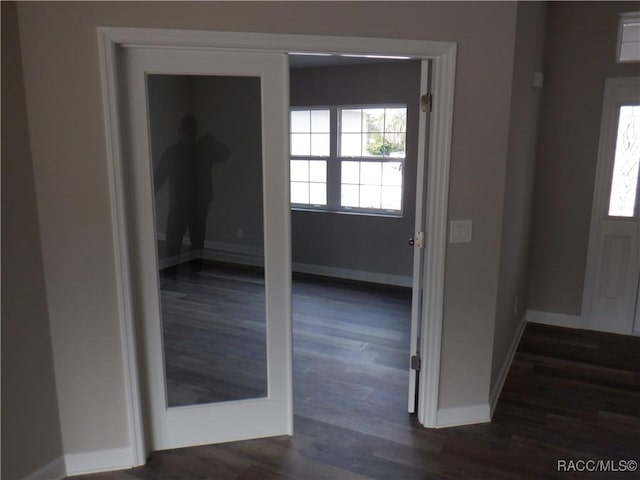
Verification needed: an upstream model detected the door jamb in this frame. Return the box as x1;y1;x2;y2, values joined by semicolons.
98;27;457;465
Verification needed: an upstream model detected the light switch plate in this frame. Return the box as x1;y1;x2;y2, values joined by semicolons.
450;220;472;243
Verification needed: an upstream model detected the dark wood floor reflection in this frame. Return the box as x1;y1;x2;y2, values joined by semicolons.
161;259;411;408
161;261;268;406
70;267;640;479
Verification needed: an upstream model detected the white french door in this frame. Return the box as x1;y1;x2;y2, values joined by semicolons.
583;77;640;335
407;60;431;413
122;46;292;450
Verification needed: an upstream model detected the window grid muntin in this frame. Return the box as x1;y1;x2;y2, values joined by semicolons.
290;159;328;206
290;108;330;207
338;106;407;159
617;12;640;63
290;105;407;217
339;158;404;213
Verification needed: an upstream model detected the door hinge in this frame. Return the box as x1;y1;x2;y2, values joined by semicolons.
410;355;421;371
421;92;432;112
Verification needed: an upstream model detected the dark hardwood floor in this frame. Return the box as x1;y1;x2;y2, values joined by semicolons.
71;262;640;479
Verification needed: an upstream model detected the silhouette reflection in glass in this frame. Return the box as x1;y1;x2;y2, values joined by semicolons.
154;115;230;259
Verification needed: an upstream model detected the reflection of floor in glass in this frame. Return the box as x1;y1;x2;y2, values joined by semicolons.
160;258;413;413
160;260;268;407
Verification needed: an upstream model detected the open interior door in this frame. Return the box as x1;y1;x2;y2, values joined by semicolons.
408;60;432;413
122;46;292;450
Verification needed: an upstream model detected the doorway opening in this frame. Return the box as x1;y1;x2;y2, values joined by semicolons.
150;55;426;421
99;27;456;463
286;54;425;428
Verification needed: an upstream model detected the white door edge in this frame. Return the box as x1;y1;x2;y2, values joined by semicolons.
98;27;457;463
408;59;431;414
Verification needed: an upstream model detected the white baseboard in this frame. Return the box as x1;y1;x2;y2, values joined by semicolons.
156;234;264;269
65;446;133;476
156;233;411;287
158;249;201;269
526;309;583;329
489;317;527;416
201;243;264;268
23;456;66;480
436;403;491;428
292;262;412;288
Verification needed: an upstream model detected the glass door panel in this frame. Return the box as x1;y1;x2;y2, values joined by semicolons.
607;105;640;218
147;74;267;407
123;47;292;450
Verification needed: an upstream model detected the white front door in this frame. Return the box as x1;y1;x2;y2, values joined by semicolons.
583;77;640;335
122;46;293;450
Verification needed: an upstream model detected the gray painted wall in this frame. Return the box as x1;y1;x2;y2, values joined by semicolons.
528;1;640;316
491;1;546;394
1;2;64;478
290;61;421;278
15;1;519;456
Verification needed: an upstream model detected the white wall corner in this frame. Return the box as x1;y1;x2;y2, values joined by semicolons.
64;446;133;477
489;316;527;416
22;456;66;480
526;309;583;329
435;403;491;428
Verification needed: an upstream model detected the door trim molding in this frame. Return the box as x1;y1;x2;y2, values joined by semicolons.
97;29;147;466
418;44;456;428
98;27;456;465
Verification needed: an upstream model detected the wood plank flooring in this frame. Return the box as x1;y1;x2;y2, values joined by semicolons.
70;262;640;479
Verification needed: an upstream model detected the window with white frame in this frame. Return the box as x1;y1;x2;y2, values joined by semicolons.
617;12;640;63
290;105;407;216
290;109;330;206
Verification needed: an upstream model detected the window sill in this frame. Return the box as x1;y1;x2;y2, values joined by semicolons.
291;206;403;219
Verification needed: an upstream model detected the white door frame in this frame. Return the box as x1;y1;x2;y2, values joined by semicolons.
98;27;457;466
582;77;640;335
408;59;431;413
